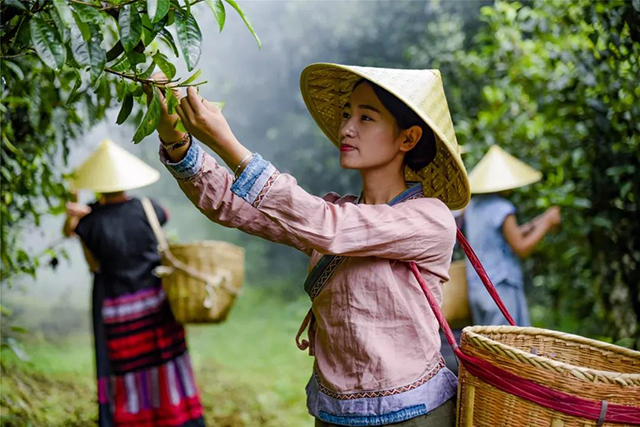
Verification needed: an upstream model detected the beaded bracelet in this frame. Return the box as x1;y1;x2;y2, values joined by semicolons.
160;133;192;152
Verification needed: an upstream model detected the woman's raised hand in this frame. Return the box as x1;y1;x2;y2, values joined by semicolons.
144;75;250;169
66;202;92;218
175;86;238;151
544;206;562;229
144;72;185;144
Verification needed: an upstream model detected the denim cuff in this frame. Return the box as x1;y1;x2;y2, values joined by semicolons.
230;154;279;208
159;139;203;179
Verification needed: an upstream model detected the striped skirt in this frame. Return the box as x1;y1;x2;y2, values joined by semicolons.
93;278;205;427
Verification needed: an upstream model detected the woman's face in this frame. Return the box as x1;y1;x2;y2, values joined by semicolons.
338;82;408;171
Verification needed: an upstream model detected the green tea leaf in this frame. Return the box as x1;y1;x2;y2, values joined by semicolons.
3;60;24;80
126;49;146;67
205;0;226;31
152;51;176;80
50;8;70;44
132;85;145;97
10;325;28;334
148;0;170;23
165;87;179;114
70;23;89;66
53;0;75;27
181;69;201;86
119;4;143;53
106;42;124;62
85;23;107;84
117;91;134;124
138;61;156;79
174;119;188;133
3;0;26;10
65;69;83;105
30;14;66;70
72;11;92;41
72;4;105;26
109;55;131;72
175;9;202;71
132;89;161;143
159;28;179;57
6;337;29;361
224;0;261;48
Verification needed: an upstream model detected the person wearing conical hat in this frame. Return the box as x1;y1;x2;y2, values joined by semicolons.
144;64;469;426
464;145;561;327
63;140;206;427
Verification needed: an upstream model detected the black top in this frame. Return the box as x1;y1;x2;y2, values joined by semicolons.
75;197;167;297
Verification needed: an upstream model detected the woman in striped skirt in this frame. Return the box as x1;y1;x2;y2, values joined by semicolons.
63;139;205;427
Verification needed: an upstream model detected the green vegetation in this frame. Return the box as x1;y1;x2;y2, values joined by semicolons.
1;290;314;426
1;0;638;423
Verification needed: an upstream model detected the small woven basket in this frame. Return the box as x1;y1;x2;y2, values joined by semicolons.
457;326;640;427
157;241;245;324
141;199;245;324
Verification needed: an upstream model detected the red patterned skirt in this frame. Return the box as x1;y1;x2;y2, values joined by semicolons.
93;280;205;427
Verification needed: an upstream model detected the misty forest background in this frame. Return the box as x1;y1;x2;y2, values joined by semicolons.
1;0;639;425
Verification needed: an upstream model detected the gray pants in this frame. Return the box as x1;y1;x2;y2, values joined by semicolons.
315;398;456;427
469;280;531;326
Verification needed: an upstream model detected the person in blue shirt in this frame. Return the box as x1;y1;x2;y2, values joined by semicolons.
463;146;561;326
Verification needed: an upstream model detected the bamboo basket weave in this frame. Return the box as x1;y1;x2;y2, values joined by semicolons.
157;241;245;324
142;199;245;324
457;326;640;427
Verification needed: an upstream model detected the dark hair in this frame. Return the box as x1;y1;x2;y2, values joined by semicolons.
353;79;437;171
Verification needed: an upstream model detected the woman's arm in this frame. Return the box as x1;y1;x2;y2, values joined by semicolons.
62;193;100;272
161;143;311;253
170;88;454;261
147;77;310;253
503;206;561;258
230;161;455;261
62;198;91;237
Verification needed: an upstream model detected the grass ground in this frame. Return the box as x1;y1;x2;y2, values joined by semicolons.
0;289;315;426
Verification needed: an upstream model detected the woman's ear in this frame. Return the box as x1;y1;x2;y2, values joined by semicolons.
399;125;423;153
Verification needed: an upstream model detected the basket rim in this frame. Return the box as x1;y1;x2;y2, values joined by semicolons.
461;325;640;386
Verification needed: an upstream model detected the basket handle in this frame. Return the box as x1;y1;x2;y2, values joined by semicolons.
142;198;239;306
408;228;515;351
154;253;238;294
141;198;169;253
455;228;516;327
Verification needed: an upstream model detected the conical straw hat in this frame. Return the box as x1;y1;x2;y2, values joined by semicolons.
71;139;160;193
300;63;470;210
468;145;542;194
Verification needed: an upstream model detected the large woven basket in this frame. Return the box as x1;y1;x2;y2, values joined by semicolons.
410;230;640;427
457;326;640;427
158;241;245;324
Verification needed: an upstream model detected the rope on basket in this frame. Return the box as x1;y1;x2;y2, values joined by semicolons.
141;198;238;313
153;251;237;310
406;229;640;425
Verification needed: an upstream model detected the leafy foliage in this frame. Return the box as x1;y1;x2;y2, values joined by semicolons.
412;0;640;346
0;0;259;282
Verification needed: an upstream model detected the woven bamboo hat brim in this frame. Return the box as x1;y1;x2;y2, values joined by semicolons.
469;145;543;194
300;63;470;210
71;139;160;193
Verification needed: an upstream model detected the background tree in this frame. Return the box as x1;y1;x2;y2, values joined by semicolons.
0;0;259;282
410;0;639;347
